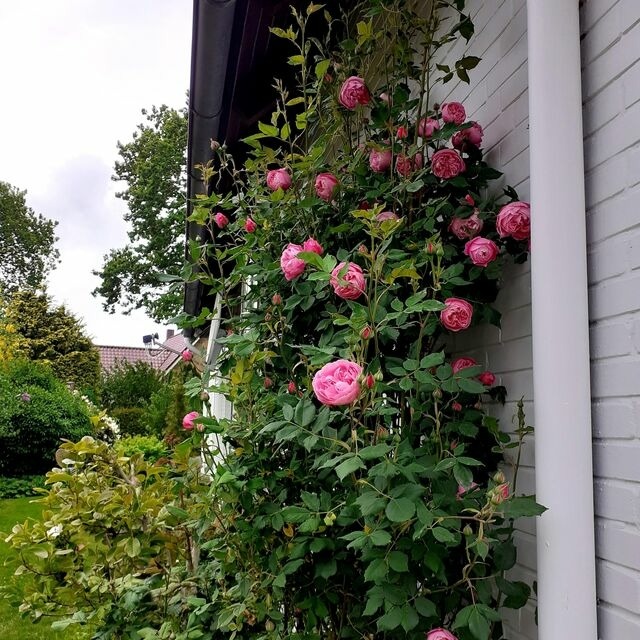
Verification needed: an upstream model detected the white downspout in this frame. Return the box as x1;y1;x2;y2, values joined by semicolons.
527;2;598;639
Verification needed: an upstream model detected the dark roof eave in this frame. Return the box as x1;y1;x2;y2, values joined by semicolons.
183;0;240;337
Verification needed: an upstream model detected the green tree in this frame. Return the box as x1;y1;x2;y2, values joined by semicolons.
2;291;101;391
92;104;188;322
0;181;59;292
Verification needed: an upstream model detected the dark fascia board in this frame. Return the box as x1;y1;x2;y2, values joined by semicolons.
183;0;241;337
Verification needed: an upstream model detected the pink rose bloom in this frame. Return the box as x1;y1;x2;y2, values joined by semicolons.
244;217;257;233
266;168;292;191
479;370;496;386
330;262;366;300
426;629;458;640
449;212;483;239
315;172;339;201
312;359;363;406
396;152;423;177
396;125;408;139
302;237;323;255
182;411;200;431
417;117;440;138
457;482;478;498
213;212;229;228
464;236;499;267
441;102;466;125
369;148;392;173
431;149;466;179
496;201;530;241
452;356;477;373
440;297;473;332
280;243;306;281
376;211;398;222
181;349;193;363
339;76;371;109
452;122;484;148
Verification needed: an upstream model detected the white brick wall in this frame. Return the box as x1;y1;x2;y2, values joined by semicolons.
582;1;640;637
433;0;640;638
432;1;535;638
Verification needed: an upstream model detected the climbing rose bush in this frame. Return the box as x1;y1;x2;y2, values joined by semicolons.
6;2;541;639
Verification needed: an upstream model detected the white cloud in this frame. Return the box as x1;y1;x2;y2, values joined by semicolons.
0;0;191;346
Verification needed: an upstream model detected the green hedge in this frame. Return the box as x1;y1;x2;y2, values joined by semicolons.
0;360;92;476
0;475;45;499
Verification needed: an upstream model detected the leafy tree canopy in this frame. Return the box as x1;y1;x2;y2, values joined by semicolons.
1;290;101;391
92;104;188;322
0;181;59;293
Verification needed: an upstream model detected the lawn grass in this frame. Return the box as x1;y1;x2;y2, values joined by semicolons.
0;497;89;640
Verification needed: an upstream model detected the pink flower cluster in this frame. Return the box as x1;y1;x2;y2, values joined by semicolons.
280;238;324;280
451;356;496;387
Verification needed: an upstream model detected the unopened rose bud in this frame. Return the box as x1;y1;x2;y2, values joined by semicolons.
365;373;375;389
452;401;462;412
360;325;373;340
376;426;389;439
358;244;368;255
474;401;483;410
265;620;275;632
463;524;473;536
374;370;383;381
272;293;282;305
433;388;442;399
210;139;221;151
396;125;408;139
379;92;390;104
287;381;297;394
323;512;336;526
264;377;273;389
464;194;475;206
244;217;257;233
200;390;210;402
493;471;506;484
324;73;333;83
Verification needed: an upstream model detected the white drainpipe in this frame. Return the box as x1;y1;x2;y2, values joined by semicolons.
527;1;598;639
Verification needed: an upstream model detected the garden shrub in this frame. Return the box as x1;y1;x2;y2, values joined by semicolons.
0;475;45;499
0;360;92;476
109;406;147;437
114;434;168;462
100;361;165;410
169;2;540;638
3;436;207;634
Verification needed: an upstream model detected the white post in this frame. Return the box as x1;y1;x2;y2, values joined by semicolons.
527;1;598;639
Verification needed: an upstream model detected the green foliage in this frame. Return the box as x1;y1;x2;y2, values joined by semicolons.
100;361;165;410
109;407;146;437
0;360;92;476
92;104;188;322
1;291;101;391
0;475;45;499
3;437;207;634
0;181;59;293
167;2;540;638
0;497;90;640
114;435;168;462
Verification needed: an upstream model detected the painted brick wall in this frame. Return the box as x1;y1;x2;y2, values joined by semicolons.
432;1;535;637
581;0;640;637
433;0;640;638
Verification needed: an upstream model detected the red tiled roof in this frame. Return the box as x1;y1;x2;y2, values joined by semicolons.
97;343;183;374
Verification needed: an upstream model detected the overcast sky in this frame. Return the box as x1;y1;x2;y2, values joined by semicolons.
0;1;192;346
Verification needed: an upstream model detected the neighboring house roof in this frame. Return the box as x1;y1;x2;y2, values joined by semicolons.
97;339;186;374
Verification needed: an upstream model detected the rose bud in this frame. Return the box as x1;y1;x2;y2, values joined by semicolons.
263;377;274;389
244;217;257;233
271;293;282;305
365;373;375;389
464;194;475;206
287;381;297;394
396;125;408;139
452;401;463;412
181;349;193;362
213;211;229;228
493;471;506;484
360;325;373;340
